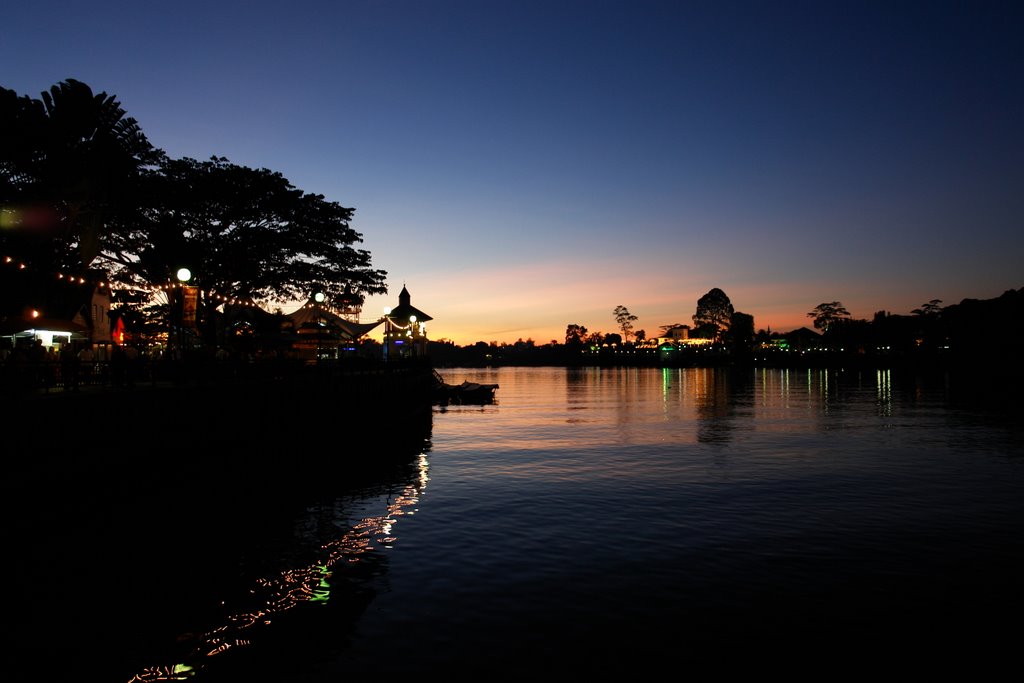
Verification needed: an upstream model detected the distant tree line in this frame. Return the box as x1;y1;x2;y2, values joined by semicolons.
428;287;1024;372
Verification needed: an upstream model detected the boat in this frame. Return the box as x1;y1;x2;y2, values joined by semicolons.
447;380;498;403
432;370;498;405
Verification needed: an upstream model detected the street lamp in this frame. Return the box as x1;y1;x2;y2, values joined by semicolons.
313;292;325;361
171;267;192;360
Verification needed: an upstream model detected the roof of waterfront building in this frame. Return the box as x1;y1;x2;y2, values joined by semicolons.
386;285;433;323
286;300;382;339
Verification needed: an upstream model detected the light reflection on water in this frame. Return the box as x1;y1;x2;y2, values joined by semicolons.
125;454;431;682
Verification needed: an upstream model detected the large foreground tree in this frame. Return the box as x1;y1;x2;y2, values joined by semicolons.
103;156;386;306
0;79;161;271
101;156;387;341
3;79;388;346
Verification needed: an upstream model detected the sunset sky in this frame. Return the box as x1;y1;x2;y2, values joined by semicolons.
4;1;1022;345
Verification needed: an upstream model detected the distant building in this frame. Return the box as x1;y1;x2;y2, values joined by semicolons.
384;285;432;358
653;325;712;347
662;325;691;342
777;327;821;351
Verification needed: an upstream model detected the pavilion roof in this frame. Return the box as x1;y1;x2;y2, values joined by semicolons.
286;301;382;339
386;302;432;323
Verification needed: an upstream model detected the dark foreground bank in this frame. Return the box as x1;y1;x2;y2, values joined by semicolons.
1;359;435;681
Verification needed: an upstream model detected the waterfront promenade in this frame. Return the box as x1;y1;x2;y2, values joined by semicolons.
1;356;435;522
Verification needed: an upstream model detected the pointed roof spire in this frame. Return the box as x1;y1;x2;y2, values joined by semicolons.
388;284;432;322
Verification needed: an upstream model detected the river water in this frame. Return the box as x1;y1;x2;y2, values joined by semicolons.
16;366;1024;679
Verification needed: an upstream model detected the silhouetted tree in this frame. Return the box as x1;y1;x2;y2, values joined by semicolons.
102;156;387;339
565;323;588;346
693;288;734;341
807;301;850;331
690;322;717;339
725;311;755;353
911;299;943;317
613;305;638;341
825;316;871;351
634;329;646;343
0;79;161;271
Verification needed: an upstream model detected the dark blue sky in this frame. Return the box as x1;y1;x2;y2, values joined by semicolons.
5;1;1022;342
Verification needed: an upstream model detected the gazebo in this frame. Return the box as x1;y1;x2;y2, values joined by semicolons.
383;285;432;358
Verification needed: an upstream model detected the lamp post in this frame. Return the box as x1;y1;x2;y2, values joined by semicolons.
314;292;325;362
382;307;392;361
173;267;192;360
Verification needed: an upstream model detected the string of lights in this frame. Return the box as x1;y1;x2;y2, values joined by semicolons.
2;254;263;308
